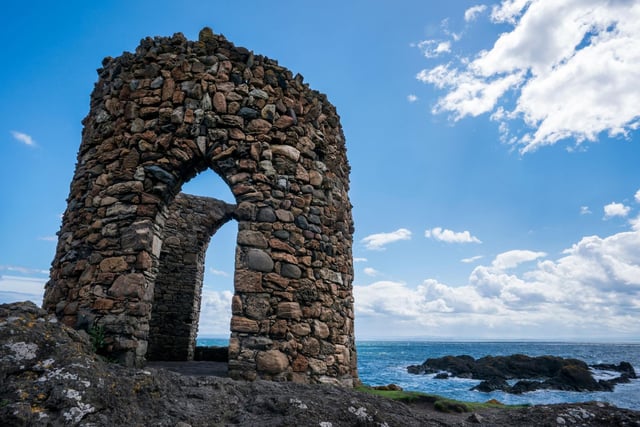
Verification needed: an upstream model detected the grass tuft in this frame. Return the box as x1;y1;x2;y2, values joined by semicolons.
355;385;526;413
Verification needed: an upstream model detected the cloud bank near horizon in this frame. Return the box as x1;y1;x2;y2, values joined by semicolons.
354;189;640;340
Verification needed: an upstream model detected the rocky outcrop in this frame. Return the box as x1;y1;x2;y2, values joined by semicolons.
3;302;639;426
407;354;637;394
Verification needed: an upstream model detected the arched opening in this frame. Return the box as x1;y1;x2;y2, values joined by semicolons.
181;169;236;345
146;169;236;361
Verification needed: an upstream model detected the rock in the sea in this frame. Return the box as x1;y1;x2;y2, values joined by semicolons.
408;354;634;394
472;377;511;392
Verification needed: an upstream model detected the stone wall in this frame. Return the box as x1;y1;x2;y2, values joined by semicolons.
43;28;357;385
147;193;235;361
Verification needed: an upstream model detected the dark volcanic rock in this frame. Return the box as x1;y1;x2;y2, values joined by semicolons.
194;345;229;362
592;361;637;378
408;353;635;394
472;377;511;392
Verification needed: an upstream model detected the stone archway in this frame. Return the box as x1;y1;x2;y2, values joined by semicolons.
44;28;357;385
147;193;235;361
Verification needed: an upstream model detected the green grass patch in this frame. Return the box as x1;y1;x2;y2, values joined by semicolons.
355;386;526;413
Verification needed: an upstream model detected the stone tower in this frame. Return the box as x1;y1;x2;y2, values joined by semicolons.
44;29;357;386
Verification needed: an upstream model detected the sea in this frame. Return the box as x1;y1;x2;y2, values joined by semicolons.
197;339;640;411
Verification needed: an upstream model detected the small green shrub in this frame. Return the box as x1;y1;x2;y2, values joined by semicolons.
88;324;106;353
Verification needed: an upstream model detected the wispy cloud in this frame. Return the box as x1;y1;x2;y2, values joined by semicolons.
38;236;57;242
0;265;49;276
415;40;452;58
491;249;546;271
363;267;380;277
425;227;481;244
416;0;640;153
362;228;412;250
461;255;483;264
407;94;418;103
580;206;592;215
464;5;487;22
635;189;640;203
209;268;229;277
10;131;36;147
0;275;46;305
604;202;631;219
353;257;368;263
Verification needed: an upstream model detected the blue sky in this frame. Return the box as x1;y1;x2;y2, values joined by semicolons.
1;0;639;341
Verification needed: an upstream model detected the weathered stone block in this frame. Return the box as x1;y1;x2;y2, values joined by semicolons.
108;273;145;299
93;298;115;310
237;230;268;248
280;263;302;279
271;145;300;162
244;295;271;320
307;358;327;375
230;316;259;333
313;320;330;339
277;302;302;319
99;256;128;273
245;249;274;272
256;350;289;374
234;269;263;293
247;118;272;134
290;322;311;337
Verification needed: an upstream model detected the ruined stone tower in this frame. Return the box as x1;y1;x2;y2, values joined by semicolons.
44;28;357;386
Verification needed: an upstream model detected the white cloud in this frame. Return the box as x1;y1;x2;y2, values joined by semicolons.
353;257;368;263
209;268;229;277
407;94;418;103
416;40;452;58
425;227;481;244
435;41;451;54
417;65;524;119
490;0;531;24
0;275;46;305
604;202;631;219
464;5;487;22
580;206;592;215
363;267;380;277
355;280;456;318
197;289;233;336
0;265;49;276
10;131;36;147
461;255;483;264
491;249;546;270
355;228;640;339
635;189;640;203
417;0;640;153
361;228;412;250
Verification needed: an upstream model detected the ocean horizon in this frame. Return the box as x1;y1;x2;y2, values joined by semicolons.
197;338;640;411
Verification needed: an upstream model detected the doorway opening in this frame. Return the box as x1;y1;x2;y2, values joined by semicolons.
146;169;236;361
184;170;237;348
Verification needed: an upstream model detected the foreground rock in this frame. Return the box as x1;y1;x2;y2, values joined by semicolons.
407;354;637;394
2;302;639;426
